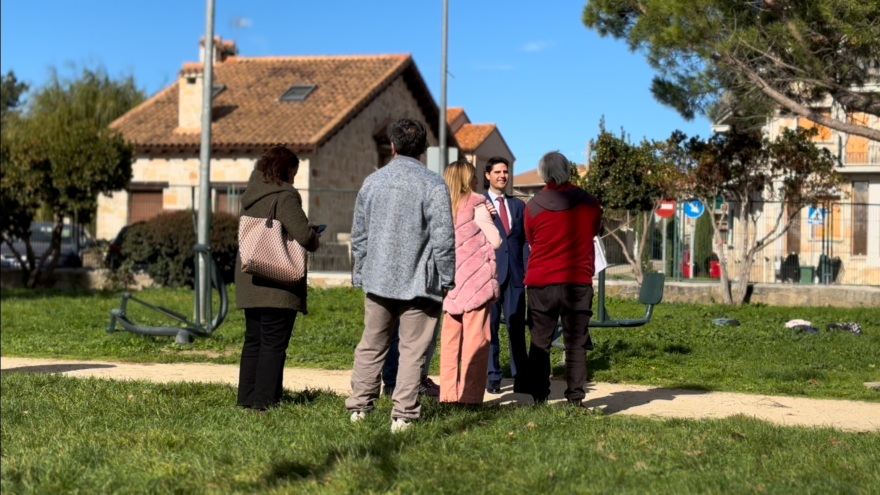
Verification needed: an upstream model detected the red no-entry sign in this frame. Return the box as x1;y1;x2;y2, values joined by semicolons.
656;200;676;218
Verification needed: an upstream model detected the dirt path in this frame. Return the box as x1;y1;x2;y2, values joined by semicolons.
2;356;878;432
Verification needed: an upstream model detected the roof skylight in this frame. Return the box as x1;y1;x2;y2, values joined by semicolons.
279;84;316;102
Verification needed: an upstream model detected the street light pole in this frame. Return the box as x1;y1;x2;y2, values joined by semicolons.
197;0;215;326
438;0;448;175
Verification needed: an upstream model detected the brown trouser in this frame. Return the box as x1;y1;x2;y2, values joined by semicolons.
527;283;594;402
439;304;491;404
345;293;441;420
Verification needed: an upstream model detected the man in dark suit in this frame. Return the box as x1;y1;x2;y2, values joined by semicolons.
483;156;530;394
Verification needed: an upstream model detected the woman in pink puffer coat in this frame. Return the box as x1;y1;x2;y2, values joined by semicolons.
439;160;502;404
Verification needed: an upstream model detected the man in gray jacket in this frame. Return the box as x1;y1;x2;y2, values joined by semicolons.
346;118;456;433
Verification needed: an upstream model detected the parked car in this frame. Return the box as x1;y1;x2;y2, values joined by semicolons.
0;222;90;269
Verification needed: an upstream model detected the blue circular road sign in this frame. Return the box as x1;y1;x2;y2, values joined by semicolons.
684;199;705;218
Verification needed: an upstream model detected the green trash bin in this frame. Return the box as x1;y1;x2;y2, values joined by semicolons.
799;266;814;284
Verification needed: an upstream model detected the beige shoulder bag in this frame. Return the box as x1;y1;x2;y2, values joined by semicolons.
239;194;308;285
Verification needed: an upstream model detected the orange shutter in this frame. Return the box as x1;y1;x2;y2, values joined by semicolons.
799;110;832;141
845;113;869;164
813;204;842;240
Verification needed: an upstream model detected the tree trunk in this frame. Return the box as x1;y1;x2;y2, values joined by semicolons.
26;215;64;288
702;197;734;305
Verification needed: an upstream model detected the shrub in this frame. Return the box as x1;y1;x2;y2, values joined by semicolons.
121;211;238;288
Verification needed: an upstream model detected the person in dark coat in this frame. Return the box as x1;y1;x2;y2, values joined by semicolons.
235;146;320;411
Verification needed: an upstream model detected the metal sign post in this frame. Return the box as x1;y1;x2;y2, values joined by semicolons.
683;199;704;279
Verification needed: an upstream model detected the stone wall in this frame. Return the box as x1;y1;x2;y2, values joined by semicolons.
603;279;880;308
95;152;313;240
307;75;438;240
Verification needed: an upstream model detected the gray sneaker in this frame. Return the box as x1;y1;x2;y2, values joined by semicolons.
350;411;367;423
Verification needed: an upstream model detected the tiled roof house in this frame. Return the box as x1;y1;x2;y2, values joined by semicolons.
98;37;452;245
446;107;515;194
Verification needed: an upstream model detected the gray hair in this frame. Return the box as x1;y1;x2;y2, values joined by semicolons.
537;151;571;184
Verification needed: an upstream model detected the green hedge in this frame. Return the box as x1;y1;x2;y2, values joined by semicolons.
121;211;238;288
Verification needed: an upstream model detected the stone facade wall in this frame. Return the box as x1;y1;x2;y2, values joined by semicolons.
96;190;129;241
306;75;438;240
96;152;313;240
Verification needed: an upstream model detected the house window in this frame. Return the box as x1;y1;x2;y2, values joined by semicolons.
852;182;869;255
798;109;832;142
279;84;316;102
214;186;245;214
845;113;869;164
129;190;163;224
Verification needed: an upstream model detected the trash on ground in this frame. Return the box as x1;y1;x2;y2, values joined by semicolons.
785;319;811;328
826;322;863;335
712;318;741;326
792;325;820;334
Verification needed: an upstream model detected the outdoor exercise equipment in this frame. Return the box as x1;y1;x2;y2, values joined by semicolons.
106;0;223;345
106;244;229;344
549;271;665;349
500;269;665;349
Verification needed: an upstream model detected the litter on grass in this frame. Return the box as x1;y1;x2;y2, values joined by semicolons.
785;319;812;328
712;318;741;326
792;325;820;334
826;322;863;335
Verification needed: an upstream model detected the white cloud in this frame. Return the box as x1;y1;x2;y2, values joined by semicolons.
522;40;553;52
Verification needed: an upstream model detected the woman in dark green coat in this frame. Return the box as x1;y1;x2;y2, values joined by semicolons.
235;146;319;411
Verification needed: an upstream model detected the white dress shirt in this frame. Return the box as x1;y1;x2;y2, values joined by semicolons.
487;189;513;229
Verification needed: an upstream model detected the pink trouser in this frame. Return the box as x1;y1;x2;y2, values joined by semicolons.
439;304;491;404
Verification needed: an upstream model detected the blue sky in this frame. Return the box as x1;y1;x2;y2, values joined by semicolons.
1;0;709;174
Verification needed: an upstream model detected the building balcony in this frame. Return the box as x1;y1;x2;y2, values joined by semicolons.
844;150;880;166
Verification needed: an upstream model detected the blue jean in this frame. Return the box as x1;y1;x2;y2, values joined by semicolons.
382;320;438;387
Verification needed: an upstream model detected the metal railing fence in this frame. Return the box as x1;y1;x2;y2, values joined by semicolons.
124;187;880;286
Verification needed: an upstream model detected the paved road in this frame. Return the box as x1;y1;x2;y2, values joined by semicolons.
2;356;878;432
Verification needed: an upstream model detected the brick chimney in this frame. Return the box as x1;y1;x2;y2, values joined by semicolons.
199;36;238;64
177;64;205;131
177;37;237;132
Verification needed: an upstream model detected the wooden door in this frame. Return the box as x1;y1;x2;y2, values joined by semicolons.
129;191;163;224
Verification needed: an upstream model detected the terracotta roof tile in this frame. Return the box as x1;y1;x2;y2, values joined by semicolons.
513;168;543;186
454;123;495;151
446;107;464;124
111;54;439;151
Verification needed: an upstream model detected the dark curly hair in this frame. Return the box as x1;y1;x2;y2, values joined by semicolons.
256;146;300;185
389;118;428;158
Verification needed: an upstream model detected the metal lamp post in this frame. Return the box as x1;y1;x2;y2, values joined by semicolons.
196;0;215;327
438;0;448;175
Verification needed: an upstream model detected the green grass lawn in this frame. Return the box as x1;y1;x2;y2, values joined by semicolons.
1;287;879;401
1;374;878;494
